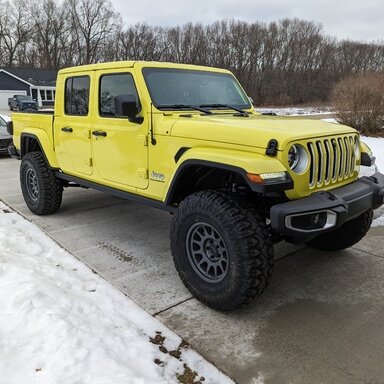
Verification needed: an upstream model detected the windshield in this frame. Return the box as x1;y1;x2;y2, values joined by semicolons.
142;68;251;111
17;95;33;101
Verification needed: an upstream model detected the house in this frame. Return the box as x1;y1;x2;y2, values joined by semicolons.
0;67;57;109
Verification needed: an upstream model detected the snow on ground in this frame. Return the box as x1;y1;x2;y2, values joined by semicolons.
360;136;384;228
372;215;384;227
360;136;384;174
0;201;234;384
255;106;334;116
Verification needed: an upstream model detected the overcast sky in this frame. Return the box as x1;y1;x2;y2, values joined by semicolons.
110;0;383;42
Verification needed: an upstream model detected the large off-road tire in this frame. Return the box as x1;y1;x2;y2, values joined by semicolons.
20;152;63;215
307;209;373;251
170;190;274;311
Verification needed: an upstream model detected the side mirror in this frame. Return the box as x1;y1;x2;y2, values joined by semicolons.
114;94;143;123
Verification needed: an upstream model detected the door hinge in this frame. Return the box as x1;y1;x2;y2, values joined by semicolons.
88;158;93;167
137;135;148;146
137;168;148;179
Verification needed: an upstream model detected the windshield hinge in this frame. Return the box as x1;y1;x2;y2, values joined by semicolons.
137;135;148;146
137;168;148;179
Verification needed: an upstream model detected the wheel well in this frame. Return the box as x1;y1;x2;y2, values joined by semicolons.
21;135;42;158
166;164;251;205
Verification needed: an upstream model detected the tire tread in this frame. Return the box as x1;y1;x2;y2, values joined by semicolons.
20;152;63;215
170;190;274;310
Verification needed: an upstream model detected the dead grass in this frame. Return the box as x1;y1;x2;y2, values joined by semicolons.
332;72;384;136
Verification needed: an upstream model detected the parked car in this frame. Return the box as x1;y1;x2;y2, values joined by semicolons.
8;95;38;111
0;115;12;155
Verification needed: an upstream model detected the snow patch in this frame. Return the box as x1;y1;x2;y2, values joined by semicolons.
255;106;333;116
251;374;265;384
0;201;234;384
372;215;384;228
320;117;338;123
360;136;384;173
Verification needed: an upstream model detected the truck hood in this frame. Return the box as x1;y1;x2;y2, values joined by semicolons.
170;114;356;150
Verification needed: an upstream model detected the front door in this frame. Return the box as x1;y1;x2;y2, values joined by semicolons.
91;71;148;189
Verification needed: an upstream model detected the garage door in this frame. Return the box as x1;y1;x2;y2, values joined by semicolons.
0;90;27;109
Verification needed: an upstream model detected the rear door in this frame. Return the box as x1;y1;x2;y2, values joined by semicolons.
54;75;93;175
91;70;148;189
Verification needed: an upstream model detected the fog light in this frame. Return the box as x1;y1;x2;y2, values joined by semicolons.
285;210;337;232
291;212;327;230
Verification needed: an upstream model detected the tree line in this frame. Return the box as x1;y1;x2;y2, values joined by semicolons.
1;0;383;105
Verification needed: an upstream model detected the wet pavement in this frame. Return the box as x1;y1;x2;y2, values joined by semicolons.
1;154;384;384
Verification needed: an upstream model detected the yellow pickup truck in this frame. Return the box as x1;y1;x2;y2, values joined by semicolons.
7;61;384;310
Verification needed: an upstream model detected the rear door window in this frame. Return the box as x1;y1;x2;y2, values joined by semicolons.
65;76;90;116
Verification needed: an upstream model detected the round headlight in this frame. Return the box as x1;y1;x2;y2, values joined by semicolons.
287;144;309;173
288;145;299;169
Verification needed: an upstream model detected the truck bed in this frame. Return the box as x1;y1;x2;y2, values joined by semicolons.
11;111;54;151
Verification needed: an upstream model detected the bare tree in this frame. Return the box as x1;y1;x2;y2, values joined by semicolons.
1;0;383;106
29;0;70;69
118;23;163;61
0;0;33;66
65;0;121;65
332;72;384;135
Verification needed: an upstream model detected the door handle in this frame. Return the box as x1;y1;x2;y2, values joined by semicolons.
92;130;107;137
61;127;73;133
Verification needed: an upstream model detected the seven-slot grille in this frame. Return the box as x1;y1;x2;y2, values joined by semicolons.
306;134;357;188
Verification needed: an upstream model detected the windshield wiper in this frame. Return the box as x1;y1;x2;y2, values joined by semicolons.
199;103;248;115
156;104;212;114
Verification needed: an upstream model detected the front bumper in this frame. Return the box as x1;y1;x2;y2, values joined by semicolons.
270;172;384;241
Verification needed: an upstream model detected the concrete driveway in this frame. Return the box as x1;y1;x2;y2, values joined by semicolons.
1;154;384;384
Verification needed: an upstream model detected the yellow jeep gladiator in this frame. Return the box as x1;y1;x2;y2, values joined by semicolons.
7;61;384;310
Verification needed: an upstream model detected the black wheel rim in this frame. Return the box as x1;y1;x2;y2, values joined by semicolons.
186;222;229;283
26;168;39;202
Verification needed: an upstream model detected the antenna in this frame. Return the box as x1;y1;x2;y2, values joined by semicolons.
150;103;156;145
